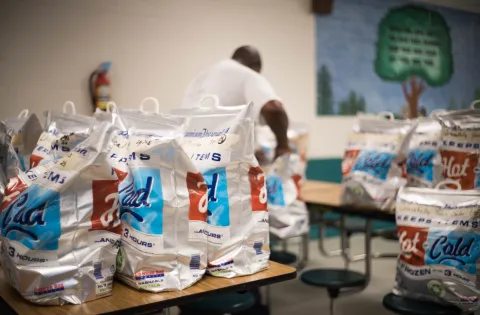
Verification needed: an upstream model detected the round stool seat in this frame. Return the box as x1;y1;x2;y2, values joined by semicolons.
382;293;463;315
181;292;255;314
270;251;297;265
301;269;366;289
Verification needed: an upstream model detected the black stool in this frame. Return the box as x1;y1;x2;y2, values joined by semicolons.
179;292;255;315
301;269;367;315
270;250;298;265
382;293;466;315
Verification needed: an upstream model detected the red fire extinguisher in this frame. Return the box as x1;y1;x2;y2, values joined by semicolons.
89;62;112;111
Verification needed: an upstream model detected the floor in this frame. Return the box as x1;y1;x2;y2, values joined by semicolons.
170;235;402;315
267;235;400;315
169;235;480;315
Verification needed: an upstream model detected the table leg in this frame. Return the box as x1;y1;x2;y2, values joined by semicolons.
364;219;372;284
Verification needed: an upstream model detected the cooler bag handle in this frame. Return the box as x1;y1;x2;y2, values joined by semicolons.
377;111;394;121
470;100;480;110
62;101;76;115
106;101;117;113
199;95;220;108
139;97;160;113
18;109;29;118
435;179;461;190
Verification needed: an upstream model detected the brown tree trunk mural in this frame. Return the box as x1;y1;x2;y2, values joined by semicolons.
401;76;426;119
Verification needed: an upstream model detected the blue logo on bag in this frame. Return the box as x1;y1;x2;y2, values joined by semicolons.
120;168;163;235
203;168;229;227
406;149;435;181
351;150;395;180
1;185;61;250
266;176;285;206
426;230;480;274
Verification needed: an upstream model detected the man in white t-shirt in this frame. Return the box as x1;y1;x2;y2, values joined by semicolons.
182;46;291;161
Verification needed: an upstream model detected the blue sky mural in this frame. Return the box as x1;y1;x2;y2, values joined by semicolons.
316;0;480;116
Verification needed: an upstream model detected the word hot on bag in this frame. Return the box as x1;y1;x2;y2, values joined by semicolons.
437;110;480;189
170;101;270;278
114;112;208;292
0;122;122;305
341;115;414;211
395;183;480;312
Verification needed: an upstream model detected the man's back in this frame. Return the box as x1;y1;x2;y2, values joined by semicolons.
182;59;279;120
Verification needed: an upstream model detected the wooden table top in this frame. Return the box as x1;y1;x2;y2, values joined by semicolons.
302;180;395;221
0;261;296;315
302;180;342;207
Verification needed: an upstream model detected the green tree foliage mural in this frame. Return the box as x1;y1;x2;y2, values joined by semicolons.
317;64;334;115
375;5;453;118
339;91;366;115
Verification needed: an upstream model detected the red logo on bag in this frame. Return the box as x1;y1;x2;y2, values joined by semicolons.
398;226;427;266
249;166;267;211
187;172;208;222
342;149;360;176
91;180;121;234
440;150;479;189
30;154;44;169
113;168;128;183
1;176;28;213
291;174;303;201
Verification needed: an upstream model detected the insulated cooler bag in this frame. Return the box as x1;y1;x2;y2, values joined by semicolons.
0;122;122;305
115;110;209;292
170;101;270;278
341;114;415;211
395;182;480;312
266;153;308;239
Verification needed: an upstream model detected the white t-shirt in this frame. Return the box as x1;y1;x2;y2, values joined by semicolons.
181;59;280;121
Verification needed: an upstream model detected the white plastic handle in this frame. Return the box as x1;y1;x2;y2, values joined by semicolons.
470;100;480;110
199;95;220;108
429;109;448;118
106;101;117;113
18;109;29;118
139;97;160;114
435;179;462;190
377;111;394;121
62;101;76;115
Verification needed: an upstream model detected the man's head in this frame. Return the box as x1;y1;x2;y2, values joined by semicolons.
232;46;262;73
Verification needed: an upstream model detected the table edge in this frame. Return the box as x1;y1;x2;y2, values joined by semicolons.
0;263;297;315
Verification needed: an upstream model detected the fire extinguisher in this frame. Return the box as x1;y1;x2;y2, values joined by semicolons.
89;62;112;111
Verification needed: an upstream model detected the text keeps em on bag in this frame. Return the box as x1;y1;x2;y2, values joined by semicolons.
341;115;415;211
0;122;121;305
170;102;270;278
114;112;208;292
395;183;480;312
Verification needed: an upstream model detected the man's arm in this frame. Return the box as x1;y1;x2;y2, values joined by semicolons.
260;100;291;158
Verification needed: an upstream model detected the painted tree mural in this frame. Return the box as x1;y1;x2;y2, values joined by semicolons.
339;91;366;115
375;5;453;118
317;65;334;115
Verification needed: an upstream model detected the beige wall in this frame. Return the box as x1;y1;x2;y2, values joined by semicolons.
0;0;473;158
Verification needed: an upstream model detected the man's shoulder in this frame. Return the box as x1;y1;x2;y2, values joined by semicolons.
213;59;255;76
